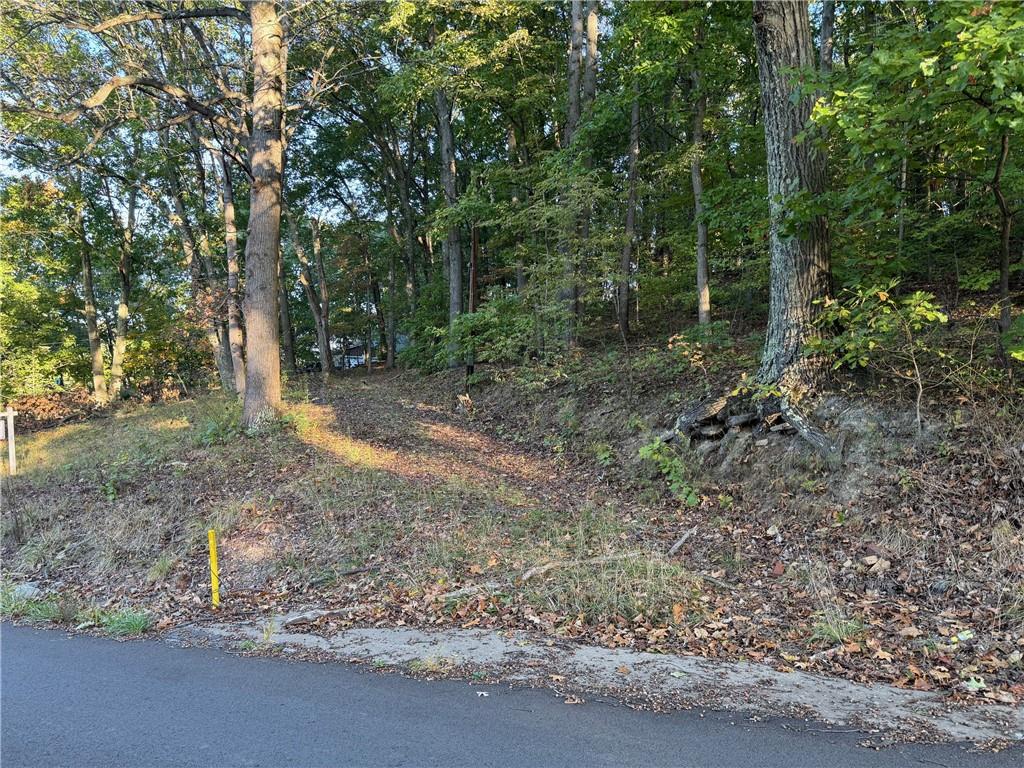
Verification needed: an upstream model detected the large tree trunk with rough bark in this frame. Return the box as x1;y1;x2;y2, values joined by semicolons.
691;68;710;326
76;205;107;404
241;0;285;429
753;0;831;389
220;155;246;394
109;187;135;400
618;93;640;336
434;88;462;367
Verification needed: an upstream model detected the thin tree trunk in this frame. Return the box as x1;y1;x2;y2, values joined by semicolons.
220;154;246;394
753;0;832;388
109;187;135;400
691;68;710;326
386;242;397;369
434;88;463;367
76;205;107;404
993;132;1013;335
561;0;585;346
311;217;334;374
618;93;640;336
286;209;330;373
241;0;285;429
277;248;297;374
508;124;527;295
583;0;598;111
819;0;835;75
197;223;235;391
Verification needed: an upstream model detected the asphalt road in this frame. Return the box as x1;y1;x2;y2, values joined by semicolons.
2;625;1020;767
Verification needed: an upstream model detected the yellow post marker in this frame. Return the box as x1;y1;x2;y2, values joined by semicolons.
208;528;221;608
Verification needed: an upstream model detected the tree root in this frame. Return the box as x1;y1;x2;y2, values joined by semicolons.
666;389;845;468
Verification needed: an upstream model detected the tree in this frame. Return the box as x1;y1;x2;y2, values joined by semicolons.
240;0;286;427
752;0;831;389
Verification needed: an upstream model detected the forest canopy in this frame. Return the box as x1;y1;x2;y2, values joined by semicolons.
1;0;1021;428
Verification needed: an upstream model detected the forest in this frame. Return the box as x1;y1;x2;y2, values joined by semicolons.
1;1;1023;710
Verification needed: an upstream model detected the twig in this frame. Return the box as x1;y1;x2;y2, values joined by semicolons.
667;525;699;557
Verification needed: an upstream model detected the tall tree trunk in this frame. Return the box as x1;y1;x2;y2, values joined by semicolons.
508;124;528;295
434;88;462;367
277;248;297;374
109;187;135;400
286;209;331;374
582;0;598;110
691;68;711;326
618;93;640;336
76;205;107;404
561;0;585;346
819;0;835;75
241;0;285;429
386;243;397;369
197;225;235;391
993;132;1013;335
220;154;246;394
311;218;334;373
753;0;831;388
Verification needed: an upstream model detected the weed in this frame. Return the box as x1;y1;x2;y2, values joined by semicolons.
146;553;177;583
408;656;451;674
195;403;242;447
99;608;151;636
639;439;699;506
592;442;615;468
810;615;864;645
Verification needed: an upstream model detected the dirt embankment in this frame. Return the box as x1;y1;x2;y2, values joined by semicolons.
2;366;1022;708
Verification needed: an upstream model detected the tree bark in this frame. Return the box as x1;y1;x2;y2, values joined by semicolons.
691;69;711;326
753;0;832;388
583;0;598;111
220;154;246;394
241;0;285;429
76;204;107;404
109;187;135;400
434;88;463;367
819;0;835;75
618;93;640;336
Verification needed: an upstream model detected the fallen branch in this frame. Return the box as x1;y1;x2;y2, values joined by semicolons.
520;552;642;583
667;525;699;557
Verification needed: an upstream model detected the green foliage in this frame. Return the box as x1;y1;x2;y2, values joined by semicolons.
450;290;534;367
639;439;699;507
812;281;948;371
195;402;242;448
1003;315;1024;363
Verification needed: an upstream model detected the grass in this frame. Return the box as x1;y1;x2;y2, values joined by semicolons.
810;615;865;645
97;608;151;636
1;583;150;637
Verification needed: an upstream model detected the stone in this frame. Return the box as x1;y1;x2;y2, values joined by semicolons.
12;582;42;601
